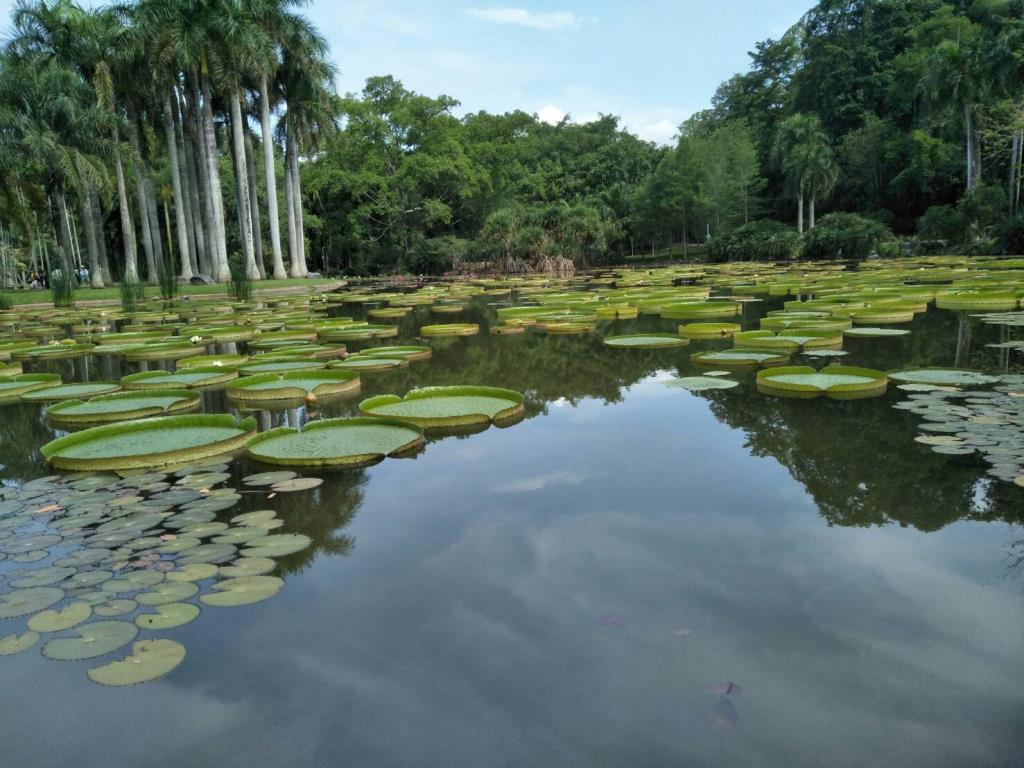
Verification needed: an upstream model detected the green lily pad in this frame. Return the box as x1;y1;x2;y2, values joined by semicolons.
93;598;137;617
120;367;238;390
218;557;276;577
419;323;479;337
243;533;312;558
691;350;790;368
134;603;200;629
135;582;199;606
359;386;524;429
664;377;740;392
200;575;284;607
677;322;741;339
42;620;138;661
41;415;257;471
226;370;360;402
757;365;889;399
889;369;1001;387
0;586;65;618
843;327;911;338
0;374;62;401
166;563;218;582
87;639;186;686
0;631;41;655
361;345;432;361
21;382;122;403
47;390;201;425
27;602;92;632
603;334;689;349
242;471;297;487
247;417;425;468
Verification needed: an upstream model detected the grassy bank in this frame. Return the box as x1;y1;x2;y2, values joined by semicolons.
4;278;341;308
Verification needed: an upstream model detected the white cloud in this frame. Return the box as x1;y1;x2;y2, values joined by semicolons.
492;469;589;494
465;8;586;31
536;105;566;125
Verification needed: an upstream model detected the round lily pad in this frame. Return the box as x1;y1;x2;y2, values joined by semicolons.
47;390;201;426
42;620;138;661
0;631;40;655
243;533;312;558
0;374;62;402
218;557;276;577
329;355;408;372
226;370;360;402
27;602;92;632
242;471;297;487
21;382;122;403
246;417;425;468
134;603;200;629
93;598;137;617
757;365;889;399
678;323;741;339
200;575;284;606
166;563;218;582
664;377;740;392
603;334;688;349
135;582;199;606
419;323;479;337
41;415;257;471
889;369;1001;387
120;367;238;390
87;639;186;686
361;345;432;361
691;350;790;368
0;586;65;618
843;327;911;338
359;386;525;429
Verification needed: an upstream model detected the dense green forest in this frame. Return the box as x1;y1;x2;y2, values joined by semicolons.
1;0;1023;286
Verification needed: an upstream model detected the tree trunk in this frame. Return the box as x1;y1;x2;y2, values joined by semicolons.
681;205;688;260
178;85;206;276
244;129;266;279
283;138;298;274
52;186;73;273
229;92;259;279
127;113;158;284
113;124;139;282
797;186;805;234
164;91;193;280
191;74;218;277
89;186;112;283
964;102;976;192
144;173;164;269
200;70;230;282
809;195;816;230
287;127;308;277
78;192;104;287
260;74;287;279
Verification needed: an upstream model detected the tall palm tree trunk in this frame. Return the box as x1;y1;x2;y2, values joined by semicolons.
260;74;286;279
284;140;298;274
797;187;805;234
244;130;266;279
127;113;158;284
199;70;230;281
229;92;259;279
113;124;139;282
809;195;816;230
78;192;104;287
89;187;112;283
163;92;193;281
179;86;208;276
964;102;977;192
52;187;74;273
287;127;308;277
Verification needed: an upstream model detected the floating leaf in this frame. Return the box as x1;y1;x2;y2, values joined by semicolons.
243;534;311;558
0;586;65;618
218;557;276;578
87;639;186;686
134;603;200;629
42;620;138;661
200;575;284;606
248;418;425;469
0;631;40;655
135;582;199;606
28;602;92;632
664;377;739;392
166;563;218;582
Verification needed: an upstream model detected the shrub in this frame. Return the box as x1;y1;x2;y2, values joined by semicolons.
119;279;146;312
406;236;472;275
801;213;893;260
156;252;178;300
708;220;801;263
917;204;964;244
228;256;252;302
995;214;1024;255
49;268;75;307
0;290;12;310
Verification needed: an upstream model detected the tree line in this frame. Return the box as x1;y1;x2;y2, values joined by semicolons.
2;0;1023;285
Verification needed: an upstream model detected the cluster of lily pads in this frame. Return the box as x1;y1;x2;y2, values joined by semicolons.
0;464;317;685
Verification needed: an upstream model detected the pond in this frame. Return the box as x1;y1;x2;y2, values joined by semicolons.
0;268;1022;767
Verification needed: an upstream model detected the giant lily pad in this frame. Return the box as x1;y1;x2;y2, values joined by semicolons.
603;334;688;349
247;417;425;468
678;322;741;340
46;390;201;426
665;377;740;392
691;350;790;368
0;374;62;402
121;367;238;390
360;345;432;361
359;386;524;429
419;323;479;337
226;370;360;402
41;620;138;660
235;359;327;376
87;639;186;685
21;382;122;403
757;365;889;399
41;414;257;471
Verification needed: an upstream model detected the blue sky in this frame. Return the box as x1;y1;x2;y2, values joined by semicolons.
0;0;813;144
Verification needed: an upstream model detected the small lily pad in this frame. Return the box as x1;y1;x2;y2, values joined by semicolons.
0;631;41;655
243;533;312;558
87;639;186;686
27;602;93;632
134;603;200;629
200;575;284;607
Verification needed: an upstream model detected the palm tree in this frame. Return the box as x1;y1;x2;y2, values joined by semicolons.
774;113;835;232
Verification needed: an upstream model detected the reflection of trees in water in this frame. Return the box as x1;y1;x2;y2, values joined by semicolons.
703;385;1024;531
270;468;368;576
0;403;58;481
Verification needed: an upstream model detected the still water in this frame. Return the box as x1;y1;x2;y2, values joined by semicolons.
1;295;1022;767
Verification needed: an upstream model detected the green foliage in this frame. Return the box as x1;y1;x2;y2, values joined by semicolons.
708;220;801;263
0;289;12;310
995;215;1024;255
406;236;472;275
49;268;75;308
228;256;252;302
119;279;146;312
801;213;893;260
156;253;178;300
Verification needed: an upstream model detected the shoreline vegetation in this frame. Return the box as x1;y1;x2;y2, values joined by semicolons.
1;1;1023;290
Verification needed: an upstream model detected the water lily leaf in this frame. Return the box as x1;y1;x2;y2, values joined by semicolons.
242;471;297;487
212;527;270;545
0;586;65;618
178;543;237;565
134;603;200;630
889;369;1001;387
93;598;137;617
0;631;40;655
229;510;282;529
10;566;76;588
42;620;138;660
603;334;688;349
248;418;425;469
218;557;276;578
200;575;284;606
757;365;888;399
166;563;218;582
28;602;93;632
243;533;311;558
87;639;186;686
359;386;524;429
664;377;739;392
135;582;199;606
269;477;323;493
